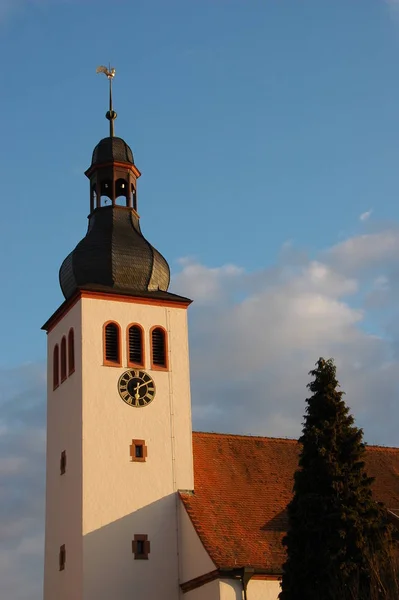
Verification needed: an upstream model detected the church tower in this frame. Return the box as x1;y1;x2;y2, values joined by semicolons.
42;68;194;600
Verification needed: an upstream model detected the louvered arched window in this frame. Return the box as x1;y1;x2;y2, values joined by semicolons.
103;322;121;366
60;337;67;382
68;328;75;375
128;324;144;367
150;326;168;370
53;344;60;390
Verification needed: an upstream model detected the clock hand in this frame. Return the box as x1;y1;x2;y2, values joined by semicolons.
134;382;140;401
136;380;151;390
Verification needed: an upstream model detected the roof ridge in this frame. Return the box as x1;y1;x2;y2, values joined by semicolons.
192;431;297;443
366;444;399;452
192;431;399;450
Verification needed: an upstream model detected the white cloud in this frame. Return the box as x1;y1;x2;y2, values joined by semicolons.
0;0;81;23
4;227;399;599
174;228;399;443
0;0;21;21
384;0;399;24
328;229;399;273
0;0;42;22
16;534;44;557
0;363;46;600
174;258;244;304
0;456;28;476
360;209;372;222
374;274;390;290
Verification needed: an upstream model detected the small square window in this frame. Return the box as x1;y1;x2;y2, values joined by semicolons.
60;451;67;475
59;544;66;571
130;439;147;463
132;534;150;560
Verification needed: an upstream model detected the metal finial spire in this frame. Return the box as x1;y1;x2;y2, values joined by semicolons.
96;64;117;137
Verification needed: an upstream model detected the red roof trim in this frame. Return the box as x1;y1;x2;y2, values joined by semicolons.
42;292;81;333
42;290;191;333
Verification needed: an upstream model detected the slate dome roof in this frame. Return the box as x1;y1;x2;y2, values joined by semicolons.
91;136;134;166
59;208;170;300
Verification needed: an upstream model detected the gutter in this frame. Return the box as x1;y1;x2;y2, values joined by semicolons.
241;567;255;600
181;566;280;594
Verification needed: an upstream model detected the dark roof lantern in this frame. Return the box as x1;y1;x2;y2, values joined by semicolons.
86;135;140;213
59;83;172;301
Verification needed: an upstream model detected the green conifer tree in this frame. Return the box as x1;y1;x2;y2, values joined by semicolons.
279;358;397;600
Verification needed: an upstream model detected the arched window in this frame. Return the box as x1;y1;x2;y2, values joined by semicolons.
115;178;128;206
91;185;97;211
132;183;137;211
100;180;112;207
68;328;75;376
53;344;59;390
150;326;168;370
103;322;121;366
60;337;67;382
127;324;144;367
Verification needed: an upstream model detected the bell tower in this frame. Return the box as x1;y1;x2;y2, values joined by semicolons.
43;67;194;600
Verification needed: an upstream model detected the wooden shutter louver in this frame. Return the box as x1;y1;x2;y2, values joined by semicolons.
60;337;67;382
129;325;143;365
68;329;75;375
105;323;119;363
53;345;59;389
151;328;166;367
59;544;66;571
60;450;67;475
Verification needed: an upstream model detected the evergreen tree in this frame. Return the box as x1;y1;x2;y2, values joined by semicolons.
279;358;397;600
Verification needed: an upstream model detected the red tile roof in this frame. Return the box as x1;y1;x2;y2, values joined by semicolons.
180;432;399;574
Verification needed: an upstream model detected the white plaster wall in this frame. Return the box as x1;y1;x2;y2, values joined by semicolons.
185;580;220;600
249;579;281;600
80;296;194;600
179;502;216;584
219;578;281;600
43;301;83;600
218;579;242;600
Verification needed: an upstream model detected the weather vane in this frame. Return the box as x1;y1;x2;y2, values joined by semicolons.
96;64;117;137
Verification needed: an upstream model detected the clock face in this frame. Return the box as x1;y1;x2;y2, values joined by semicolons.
118;369;156;408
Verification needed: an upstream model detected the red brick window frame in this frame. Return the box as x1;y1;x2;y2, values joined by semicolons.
53;344;60;390
59;544;66;571
130;439;147;463
103;321;122;367
127;323;145;368
60;336;67;383
132;534;150;559
150;326;168;371
68;328;75;376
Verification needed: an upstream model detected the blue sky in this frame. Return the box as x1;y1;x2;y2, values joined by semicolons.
3;1;399;598
1;0;399;365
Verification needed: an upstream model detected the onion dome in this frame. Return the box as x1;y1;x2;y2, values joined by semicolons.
58;67;170;300
59;207;170;299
